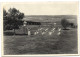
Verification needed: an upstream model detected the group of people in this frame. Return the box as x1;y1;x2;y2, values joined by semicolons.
34;27;62;36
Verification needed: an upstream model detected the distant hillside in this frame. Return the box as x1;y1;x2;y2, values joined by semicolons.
25;15;77;19
23;15;77;21
22;15;77;25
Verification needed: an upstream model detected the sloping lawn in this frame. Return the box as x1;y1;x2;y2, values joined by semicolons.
3;29;78;55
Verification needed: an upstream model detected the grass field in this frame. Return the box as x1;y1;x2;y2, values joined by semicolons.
3;27;78;55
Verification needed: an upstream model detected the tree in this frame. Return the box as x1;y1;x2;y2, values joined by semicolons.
4;8;24;35
3;9;8;30
61;19;69;30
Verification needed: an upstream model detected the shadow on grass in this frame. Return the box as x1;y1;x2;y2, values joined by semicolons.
4;32;28;36
62;29;70;30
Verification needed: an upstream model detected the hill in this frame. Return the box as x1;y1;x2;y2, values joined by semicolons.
23;15;77;24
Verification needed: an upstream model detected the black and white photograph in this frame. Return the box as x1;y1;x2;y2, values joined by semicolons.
2;2;79;55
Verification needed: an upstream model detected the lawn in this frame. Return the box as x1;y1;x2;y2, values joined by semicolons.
3;28;78;55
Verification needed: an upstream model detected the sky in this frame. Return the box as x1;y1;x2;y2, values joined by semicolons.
3;2;78;15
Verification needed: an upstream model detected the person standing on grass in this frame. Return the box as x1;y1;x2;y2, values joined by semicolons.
27;28;31;36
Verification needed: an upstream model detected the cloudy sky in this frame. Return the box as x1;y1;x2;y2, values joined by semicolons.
3;2;78;15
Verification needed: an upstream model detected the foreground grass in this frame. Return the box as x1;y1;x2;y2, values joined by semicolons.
4;29;78;55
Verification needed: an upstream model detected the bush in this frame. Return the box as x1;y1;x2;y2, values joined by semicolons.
61;19;69;30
